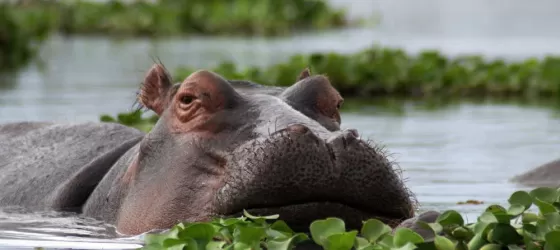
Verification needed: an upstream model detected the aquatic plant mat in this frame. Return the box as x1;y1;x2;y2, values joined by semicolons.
142;187;560;250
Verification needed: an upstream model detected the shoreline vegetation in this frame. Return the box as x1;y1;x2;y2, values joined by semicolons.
142;187;560;250
0;0;350;71
7;0;351;37
0;3;52;72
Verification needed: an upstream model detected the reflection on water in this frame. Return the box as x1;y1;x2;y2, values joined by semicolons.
2;0;560;248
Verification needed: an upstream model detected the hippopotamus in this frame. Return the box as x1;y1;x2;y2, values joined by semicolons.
511;158;560;187
0;63;438;238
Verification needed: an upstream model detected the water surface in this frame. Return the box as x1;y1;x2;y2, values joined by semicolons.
2;0;560;248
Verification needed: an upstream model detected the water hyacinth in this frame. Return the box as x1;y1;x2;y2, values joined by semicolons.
142;187;560;250
174;47;560;98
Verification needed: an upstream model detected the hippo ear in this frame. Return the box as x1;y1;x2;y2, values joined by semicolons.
138;64;173;116
296;67;311;81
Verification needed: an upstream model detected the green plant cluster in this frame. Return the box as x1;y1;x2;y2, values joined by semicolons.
100;109;158;133
174;47;560;98
6;0;349;37
142;187;560;250
0;2;54;72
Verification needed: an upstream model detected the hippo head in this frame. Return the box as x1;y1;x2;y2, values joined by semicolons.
115;64;416;234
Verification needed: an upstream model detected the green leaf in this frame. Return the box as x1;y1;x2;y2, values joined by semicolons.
309;218;347;246
530;187;559;203
508;245;524;250
162;238;187;248
416;221;443;235
354;237;371;250
267;221;295;239
144;226;181;246
480;244;503;250
324;231;358;250
534;197;557;215
455;241;468;250
232;224;266;248
467;233;488;250
144;233;171;247
451;226;474;241
508;191;533;210
242;210;279;220
522;212;540;223
507;204;527;217
269;220;294;235
99;114;116;122
394;242;419;250
545;230;560;250
377;234;394;248
478;212;498;224
205;241;227;250
267;233;309;250
436;210;464;227
179;223;217;241
544;213;560;227
487;223;522;245
393;228;424;248
361;219;392;243
523;223;538;234
434;235;454;250
232;241;252;250
486;205;507;214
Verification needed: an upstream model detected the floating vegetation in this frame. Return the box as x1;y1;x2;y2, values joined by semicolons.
142;187;560;249
174;47;560;99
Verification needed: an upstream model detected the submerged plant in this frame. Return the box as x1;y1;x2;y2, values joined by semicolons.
141;187;560;250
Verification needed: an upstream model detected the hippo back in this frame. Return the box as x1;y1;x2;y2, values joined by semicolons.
511;158;560;187
0;121;145;210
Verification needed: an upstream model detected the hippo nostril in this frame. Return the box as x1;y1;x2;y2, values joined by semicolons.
343;129;359;143
347;129;359;139
285;124;310;135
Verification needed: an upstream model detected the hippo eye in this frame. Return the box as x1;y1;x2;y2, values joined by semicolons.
180;95;195;104
336;101;343;109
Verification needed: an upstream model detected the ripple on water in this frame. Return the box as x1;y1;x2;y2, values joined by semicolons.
0;207;143;250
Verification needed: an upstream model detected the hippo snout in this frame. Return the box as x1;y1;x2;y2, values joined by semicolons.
216;123;415;232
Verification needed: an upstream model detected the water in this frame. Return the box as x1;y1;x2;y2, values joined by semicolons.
2;0;560;248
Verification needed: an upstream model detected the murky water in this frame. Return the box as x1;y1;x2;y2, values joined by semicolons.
2;0;560;249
